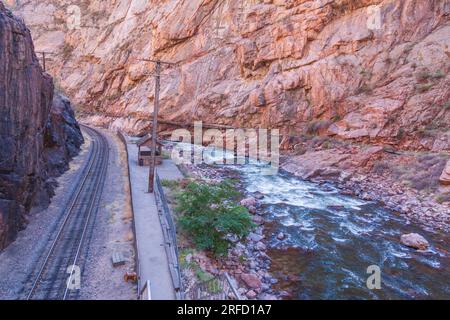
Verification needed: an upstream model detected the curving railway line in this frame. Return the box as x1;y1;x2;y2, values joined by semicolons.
24;125;109;300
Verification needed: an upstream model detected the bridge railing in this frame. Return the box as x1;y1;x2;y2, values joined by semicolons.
154;172;184;299
187;272;242;300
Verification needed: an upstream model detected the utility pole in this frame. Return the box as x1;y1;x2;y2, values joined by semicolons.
36;51;53;72
139;58;176;193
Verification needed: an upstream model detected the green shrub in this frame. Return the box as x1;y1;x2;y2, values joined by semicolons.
430;71;445;79
195;267;215;283
356;83;373;94
162;150;171;159
305;120;332;135
161;179;179;190
415;83;434;93
331;114;342;122
396;128;405;140
372;161;391;176
443;101;450;110
176;181;255;256
62;42;75;60
436;192;450;204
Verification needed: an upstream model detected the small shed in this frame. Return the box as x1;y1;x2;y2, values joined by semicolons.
137;134;163;166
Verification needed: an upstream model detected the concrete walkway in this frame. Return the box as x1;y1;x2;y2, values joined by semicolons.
126;139;182;300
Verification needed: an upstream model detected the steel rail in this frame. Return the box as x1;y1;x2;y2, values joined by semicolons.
25;125;109;300
63;128;109;300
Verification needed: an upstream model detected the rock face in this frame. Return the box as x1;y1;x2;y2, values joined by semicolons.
0;4;83;250
9;0;449;148
400;233;430;250
44;93;85;177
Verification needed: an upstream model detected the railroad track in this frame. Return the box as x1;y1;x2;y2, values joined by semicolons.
24;125;109;300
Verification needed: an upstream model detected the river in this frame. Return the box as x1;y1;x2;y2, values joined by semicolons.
174;143;450;299
232;161;450;299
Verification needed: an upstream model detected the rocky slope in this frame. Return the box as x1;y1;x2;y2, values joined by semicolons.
0;3;83;250
9;0;450;146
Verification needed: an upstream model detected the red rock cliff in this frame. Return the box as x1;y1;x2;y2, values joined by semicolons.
10;0;450;150
0;3;83;249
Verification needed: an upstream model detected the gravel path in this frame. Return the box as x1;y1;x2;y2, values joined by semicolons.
78;129;136;300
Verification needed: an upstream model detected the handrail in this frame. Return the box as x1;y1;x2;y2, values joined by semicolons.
224;272;242;300
154;172;241;300
154;172;184;299
140;280;152;300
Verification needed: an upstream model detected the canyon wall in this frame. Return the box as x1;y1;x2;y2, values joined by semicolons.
9;0;450;150
0;3;83;249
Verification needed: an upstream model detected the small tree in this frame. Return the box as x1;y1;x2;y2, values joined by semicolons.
176;180;255;256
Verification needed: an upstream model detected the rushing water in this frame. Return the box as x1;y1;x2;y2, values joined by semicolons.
232;163;450;300
174;143;450;299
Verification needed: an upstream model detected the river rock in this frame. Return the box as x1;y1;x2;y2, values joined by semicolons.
248;205;257;214
237;287;247;296
248;260;257;270
276;232;286;240
327;205;345;210
226;234;240;243
248;232;264;242
400;233;430;250
259;293;278;300
253;192;265;200
241;197;257;208
240;273;262;289
246;290;258;299
256;242;267;251
251;215;264;225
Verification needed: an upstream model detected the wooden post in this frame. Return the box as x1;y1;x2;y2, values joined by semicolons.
148;61;161;193
138;58;176;192
42;52;46;72
36;51;53;72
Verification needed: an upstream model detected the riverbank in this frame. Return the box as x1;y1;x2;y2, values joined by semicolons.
163;162;282;300
281;142;450;232
166;141;449;299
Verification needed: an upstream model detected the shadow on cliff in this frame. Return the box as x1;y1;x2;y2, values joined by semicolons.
0;3;84;250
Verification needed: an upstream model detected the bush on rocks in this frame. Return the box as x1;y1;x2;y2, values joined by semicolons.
176;180;256;256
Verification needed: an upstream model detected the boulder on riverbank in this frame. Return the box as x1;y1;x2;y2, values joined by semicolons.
240;197;257;208
400;233;430;250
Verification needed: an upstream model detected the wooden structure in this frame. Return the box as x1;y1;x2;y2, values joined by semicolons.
137;134;163;166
